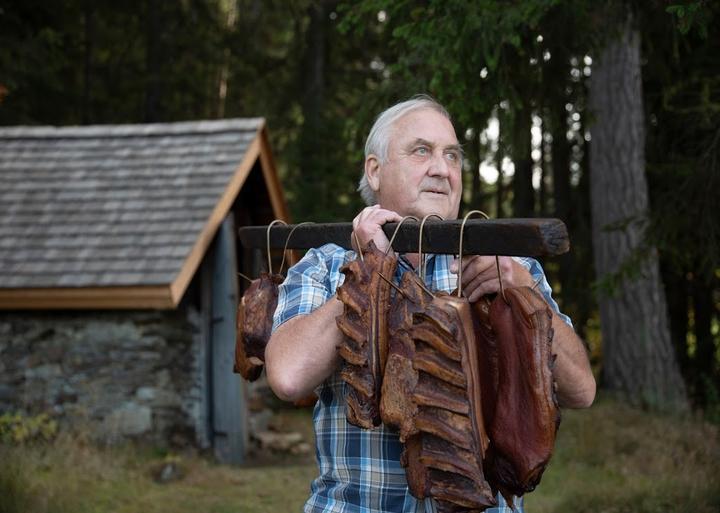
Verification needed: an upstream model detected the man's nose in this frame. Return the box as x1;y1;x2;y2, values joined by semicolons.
427;151;450;177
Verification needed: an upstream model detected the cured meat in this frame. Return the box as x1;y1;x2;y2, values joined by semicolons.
233;272;284;381
484;286;559;503
471;297;500;431
335;241;398;429
402;294;496;512
380;270;433;440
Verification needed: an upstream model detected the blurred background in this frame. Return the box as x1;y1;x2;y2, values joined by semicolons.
0;1;718;512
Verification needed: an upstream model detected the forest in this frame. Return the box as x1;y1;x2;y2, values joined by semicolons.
1;0;718;416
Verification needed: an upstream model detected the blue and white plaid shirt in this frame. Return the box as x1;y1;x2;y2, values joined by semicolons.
272;243;571;513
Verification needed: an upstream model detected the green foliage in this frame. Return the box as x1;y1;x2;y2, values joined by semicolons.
0;412;58;445
341;0;562;124
666;1;714;38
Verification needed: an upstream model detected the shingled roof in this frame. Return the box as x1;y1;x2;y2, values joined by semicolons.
0;118;288;309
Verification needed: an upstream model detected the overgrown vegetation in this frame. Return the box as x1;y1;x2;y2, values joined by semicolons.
1;399;718;513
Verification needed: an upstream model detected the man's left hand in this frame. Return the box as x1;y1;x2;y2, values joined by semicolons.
450;256;534;302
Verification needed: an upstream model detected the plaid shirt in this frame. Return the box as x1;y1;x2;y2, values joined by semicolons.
272;244;571;513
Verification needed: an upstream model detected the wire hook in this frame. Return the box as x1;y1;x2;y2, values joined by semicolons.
457;210;507;304
278;222;313;275
266;219;288;275
418;213;444;283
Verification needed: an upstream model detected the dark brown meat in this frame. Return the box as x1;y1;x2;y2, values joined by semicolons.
402;294;496;512
233;272;284;381
484;286;559;503
471;297;500;432
380;271;433;440
335;241;398;429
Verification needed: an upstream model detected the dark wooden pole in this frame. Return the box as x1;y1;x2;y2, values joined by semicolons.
238;218;569;257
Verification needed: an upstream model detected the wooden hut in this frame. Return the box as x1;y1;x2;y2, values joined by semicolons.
0;118;288;463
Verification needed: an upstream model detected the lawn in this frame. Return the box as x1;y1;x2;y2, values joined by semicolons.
1;395;718;513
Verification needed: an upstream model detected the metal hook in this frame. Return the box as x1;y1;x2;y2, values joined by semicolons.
266;219;288;275
278;222;313;275
418;213;444;283
457;210;491;298
494;253;508;304
385;216;420;256
352;230;365;263
376;272;409;299
237;271;254;284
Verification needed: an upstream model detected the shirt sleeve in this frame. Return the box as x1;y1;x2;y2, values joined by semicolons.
272;244;352;332
512;257;573;328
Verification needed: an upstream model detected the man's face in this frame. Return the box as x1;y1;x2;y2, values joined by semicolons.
366;108;463;220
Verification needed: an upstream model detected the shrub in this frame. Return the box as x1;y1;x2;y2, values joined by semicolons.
0;412;58;445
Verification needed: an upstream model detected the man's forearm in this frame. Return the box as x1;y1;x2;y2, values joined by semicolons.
550;313;596;408
265;297;344;402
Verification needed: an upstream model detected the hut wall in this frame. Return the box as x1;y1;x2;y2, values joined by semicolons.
0;307;207;447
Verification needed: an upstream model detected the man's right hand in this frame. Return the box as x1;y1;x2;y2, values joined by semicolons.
351;205;403;255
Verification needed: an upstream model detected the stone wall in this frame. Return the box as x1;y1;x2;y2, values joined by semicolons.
0;308;206;447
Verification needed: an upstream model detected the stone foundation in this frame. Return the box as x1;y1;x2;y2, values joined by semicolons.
0;309;205;447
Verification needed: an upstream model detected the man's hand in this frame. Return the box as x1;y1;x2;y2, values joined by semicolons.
450;255;534;302
352;205;403;254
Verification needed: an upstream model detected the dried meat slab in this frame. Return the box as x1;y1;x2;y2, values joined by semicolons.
485;286;559;503
380;270;434;441
234;272;284;381
471;297;500;435
402;293;496;512
335;241;398;429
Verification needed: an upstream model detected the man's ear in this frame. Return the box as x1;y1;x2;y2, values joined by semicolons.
364;154;381;192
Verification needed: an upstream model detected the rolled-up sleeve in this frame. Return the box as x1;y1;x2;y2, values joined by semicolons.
513;257;573;328
272;244;353;332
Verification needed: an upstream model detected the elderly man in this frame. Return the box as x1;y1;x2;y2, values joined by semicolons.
266;96;595;513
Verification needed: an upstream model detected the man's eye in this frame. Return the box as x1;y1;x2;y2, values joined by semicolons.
445;151;459;162
414;146;429;156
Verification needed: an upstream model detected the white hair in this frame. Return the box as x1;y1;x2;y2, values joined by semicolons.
358;95;453;206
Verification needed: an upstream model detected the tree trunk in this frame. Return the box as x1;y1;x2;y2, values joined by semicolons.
82;3;93;125
573;133;593;340
469;127;482;213
660;262;689;378
216;2;238;118
144;0;161;122
495;113;505;218
588;12;688;412
692;277;714;379
512;106;534;217
538;124;548;217
294;0;331;218
551;104;573;313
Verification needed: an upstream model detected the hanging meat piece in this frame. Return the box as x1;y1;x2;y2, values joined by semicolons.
402;294;496;512
335;241;398;429
484;286;559;503
380;271;433;440
233;272;284;381
471;296;500;430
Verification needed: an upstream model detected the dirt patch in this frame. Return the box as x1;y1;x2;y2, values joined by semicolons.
244;406;316;468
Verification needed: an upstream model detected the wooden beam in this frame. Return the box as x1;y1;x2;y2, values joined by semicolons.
238;218;569;257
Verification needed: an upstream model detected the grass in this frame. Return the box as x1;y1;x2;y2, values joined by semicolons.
527;396;720;512
1;397;718;513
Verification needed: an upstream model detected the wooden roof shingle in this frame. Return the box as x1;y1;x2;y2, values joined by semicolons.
0;118;287;309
